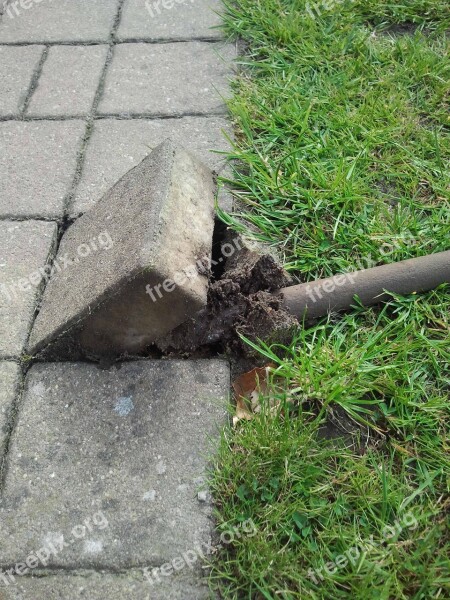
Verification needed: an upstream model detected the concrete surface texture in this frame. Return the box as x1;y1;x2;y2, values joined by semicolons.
0;0;234;596
0;362;229;578
29;142;216;356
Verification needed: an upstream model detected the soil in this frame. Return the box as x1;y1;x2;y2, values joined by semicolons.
157;235;299;357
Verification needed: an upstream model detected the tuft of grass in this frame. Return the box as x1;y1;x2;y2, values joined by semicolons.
211;0;450;598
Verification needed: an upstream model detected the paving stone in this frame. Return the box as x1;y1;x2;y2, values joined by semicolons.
118;0;223;41
0;0;117;44
0;221;57;358
72;116;232;215
1;571;210;599
0;45;44;117
29;141;216;356
98;41;235;116
0;360;229;571
0;120;85;218
0;361;21;454
27;45;109;117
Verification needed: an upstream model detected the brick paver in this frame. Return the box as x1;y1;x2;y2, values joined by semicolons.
27;45;109;117
0;221;57;358
72;116;232;215
0;45;44;117
0;361;229;571
99;41;234;116
0;121;85;218
0;0;234;595
117;0;223;41
0;0;118;43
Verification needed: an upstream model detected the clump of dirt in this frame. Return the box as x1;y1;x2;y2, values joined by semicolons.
157;239;299;356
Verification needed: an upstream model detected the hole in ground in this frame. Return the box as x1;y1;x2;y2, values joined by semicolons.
210;216;228;281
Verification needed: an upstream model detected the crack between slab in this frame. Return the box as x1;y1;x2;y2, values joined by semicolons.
96;109;229;119
0;36;225;46
0;39;109;46
0;564;210;588
19;45;49;116
0;363;27;495
0;114;85;122
116;36;225;44
0;563;172;575
0;110;228;122
0;215;63;222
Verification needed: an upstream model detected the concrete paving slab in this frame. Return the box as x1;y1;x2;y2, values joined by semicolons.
72;116;232;215
98;41;235;116
27;45;109;117
28;141;216;356
118;0;223;41
0;361;21;455
0;221;57;358
1;571;210;599
0;0;118;44
0;120;85;218
0;360;229;571
0;45;44;117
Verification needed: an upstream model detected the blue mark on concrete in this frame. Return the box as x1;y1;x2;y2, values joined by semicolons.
114;396;134;416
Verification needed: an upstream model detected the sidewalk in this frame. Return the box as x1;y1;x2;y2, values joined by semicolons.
0;0;234;597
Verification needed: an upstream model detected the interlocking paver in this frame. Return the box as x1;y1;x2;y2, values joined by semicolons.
72;116;232;215
0;0;118;43
29;141;216;357
118;0;223;41
1;572;210;599
0;361;20;453
0;360;229;568
0;120;85;218
27;45;109;117
0;45;44;117
0;221;57;358
98;41;235;116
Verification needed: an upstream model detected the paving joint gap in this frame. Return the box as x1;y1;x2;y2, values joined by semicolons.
0;215;62;222
0;37;225;46
0;115;89;122
0;562;170;574
116;36;226;44
19;45;49;116
0;40;109;47
0;112;228;122
0;365;26;495
18;224;61;359
95;110;229;120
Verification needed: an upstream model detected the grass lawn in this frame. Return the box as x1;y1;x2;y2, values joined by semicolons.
210;1;450;598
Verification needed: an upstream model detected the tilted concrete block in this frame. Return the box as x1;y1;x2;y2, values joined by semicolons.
28;140;216;356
